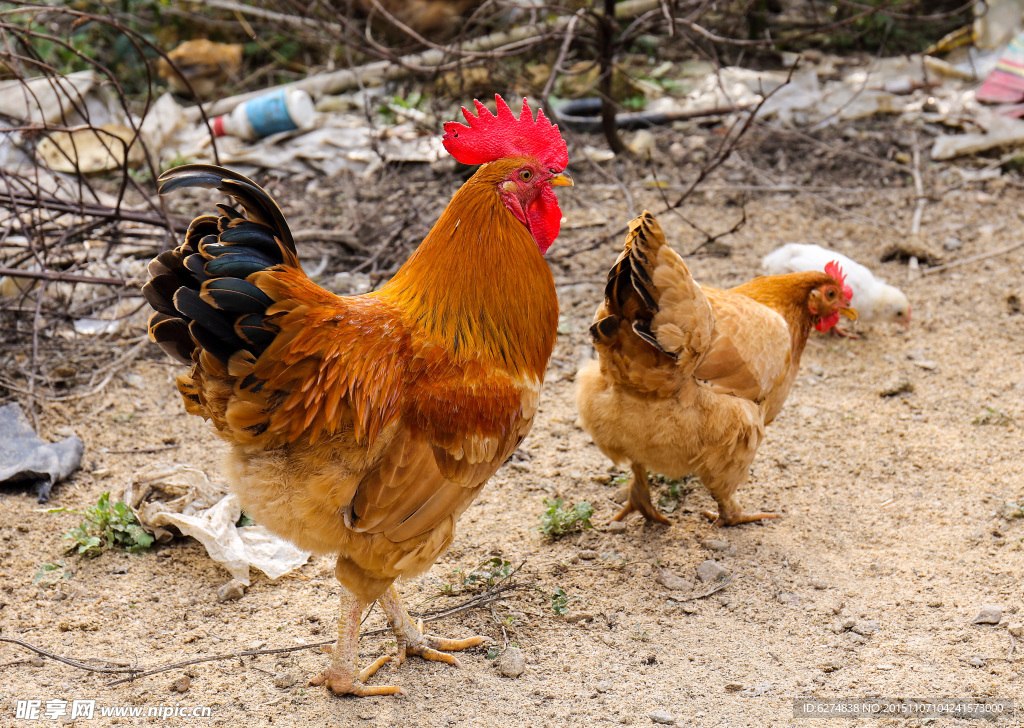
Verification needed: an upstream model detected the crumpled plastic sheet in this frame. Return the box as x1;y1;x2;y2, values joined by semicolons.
124;464;309;585
0;402;83;503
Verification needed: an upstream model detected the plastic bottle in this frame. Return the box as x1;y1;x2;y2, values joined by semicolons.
211;88;315;140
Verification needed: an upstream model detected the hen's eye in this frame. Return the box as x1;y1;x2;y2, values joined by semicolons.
519;169;533;181
827;289;836;299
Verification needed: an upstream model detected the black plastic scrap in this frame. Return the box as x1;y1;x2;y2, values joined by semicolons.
0;403;83;503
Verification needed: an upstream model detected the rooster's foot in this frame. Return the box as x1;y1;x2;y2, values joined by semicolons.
380;586;489;669
309;655;406;697
701;509;782;527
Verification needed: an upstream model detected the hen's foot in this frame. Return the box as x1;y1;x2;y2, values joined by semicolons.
611;463;671;525
309;655;406;697
380;586;490;668
701;509;782;527
830;325;860;339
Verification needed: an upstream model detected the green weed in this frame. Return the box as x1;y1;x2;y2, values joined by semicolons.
537;498;594;538
49;492;154;557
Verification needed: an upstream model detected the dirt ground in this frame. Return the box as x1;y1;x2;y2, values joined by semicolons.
2;127;1023;728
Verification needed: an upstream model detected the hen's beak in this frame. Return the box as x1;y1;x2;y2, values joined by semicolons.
550;171;574;187
840;306;858;321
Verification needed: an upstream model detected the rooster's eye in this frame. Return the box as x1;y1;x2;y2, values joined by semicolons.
519;169;533;181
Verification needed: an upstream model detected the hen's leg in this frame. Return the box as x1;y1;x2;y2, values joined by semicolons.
309;587;406;697
379;585;489;667
700;474;781;527
611;462;671;525
830;325;860;339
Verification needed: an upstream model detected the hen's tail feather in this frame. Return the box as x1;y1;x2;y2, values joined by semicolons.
144;164;303;368
591;211;677;359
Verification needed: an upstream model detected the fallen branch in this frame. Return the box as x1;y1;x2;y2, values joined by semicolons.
0;637;142;675
0;267;139;287
922;240;1024;276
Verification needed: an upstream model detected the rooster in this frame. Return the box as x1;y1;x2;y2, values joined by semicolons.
142;96;571;697
576;212;855;526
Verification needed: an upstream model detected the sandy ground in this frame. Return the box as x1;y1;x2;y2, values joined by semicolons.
1;134;1023;728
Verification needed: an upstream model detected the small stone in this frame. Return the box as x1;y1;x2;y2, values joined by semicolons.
927;599;943;608
498;647;526;678
696;560;730;583
579;549;599;560
274;672;297;689
852;619;880;636
702;539;729;552
971;604;1002;625
606;521;628;534
357;710;377;721
777;591;799;605
810;579;829;590
649;709;675;725
968;655;986;668
596;680;611;693
1008;623;1023;638
216;580;246;603
657;569;695;591
170;675;190;693
566;613;594;624
942;236;963;251
879;373;913;397
821;660;842;673
724;683;743;692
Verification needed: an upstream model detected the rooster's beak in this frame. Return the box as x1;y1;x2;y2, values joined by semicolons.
550;171;574;187
840;307;858;321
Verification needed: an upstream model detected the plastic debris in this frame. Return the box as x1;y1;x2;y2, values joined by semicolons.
124;464;309;585
0;403;83;503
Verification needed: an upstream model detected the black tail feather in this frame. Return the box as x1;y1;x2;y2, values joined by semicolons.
145;164;303;367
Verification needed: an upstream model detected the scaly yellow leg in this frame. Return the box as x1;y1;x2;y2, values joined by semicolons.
378;585;490;667
309;588;407;697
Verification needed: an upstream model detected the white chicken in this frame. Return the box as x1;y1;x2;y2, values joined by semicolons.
762;243;910;335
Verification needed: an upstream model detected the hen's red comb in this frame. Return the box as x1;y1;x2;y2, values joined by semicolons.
442;94;568;171
825;260;853;302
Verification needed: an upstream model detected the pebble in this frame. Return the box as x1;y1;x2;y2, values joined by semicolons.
1008;623;1023;638
605;521;628;534
943;236;963;251
274;672;297;689
579;549;599;560
878;373;913;397
656;569;695;591
649;709;675;725
170;675;190;693
498;647;526;678
851;620;880;636
216;580;246;603
971;605;1002;625
702;539;729;552
696;560;730;583
357;710;377;721
927;599;943;608
596;680;611;693
777;591;798;605
968;655;986;668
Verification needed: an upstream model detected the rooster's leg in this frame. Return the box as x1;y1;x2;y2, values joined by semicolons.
379;585;489;667
611;463;671;525
309;588;406;697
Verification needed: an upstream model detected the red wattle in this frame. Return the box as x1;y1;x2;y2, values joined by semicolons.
815;311;840;332
526;185;561;254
